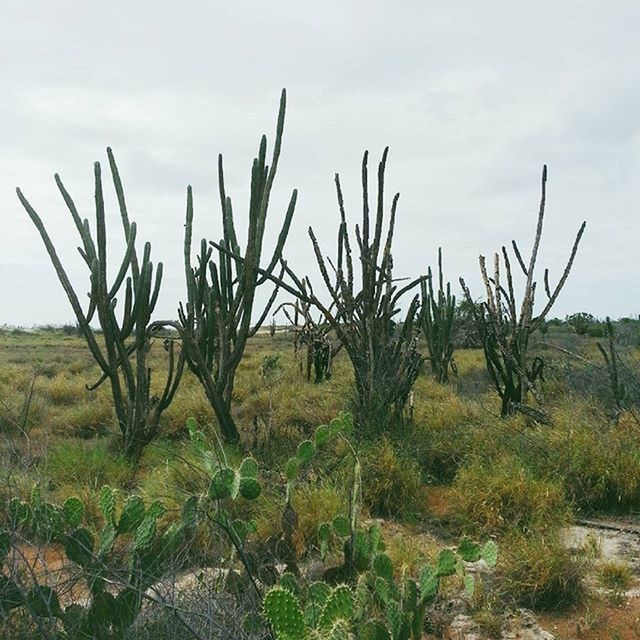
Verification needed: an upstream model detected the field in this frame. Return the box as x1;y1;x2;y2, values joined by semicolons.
1;323;639;639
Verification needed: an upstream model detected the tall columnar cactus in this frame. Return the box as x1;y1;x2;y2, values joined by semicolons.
275;299;342;383
153;89;297;443
597;317;627;421
17;151;184;460
230;149;425;434
420;248;456;383
460;166;586;417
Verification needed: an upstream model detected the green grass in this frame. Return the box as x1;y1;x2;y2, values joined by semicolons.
1;326;639;622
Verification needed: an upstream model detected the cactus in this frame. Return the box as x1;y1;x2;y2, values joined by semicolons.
273;149;426;434
263;586;306;639
274;299;342;383
460;166;586;417
152;89;297;444
597;317;627;421
17;149;185;460
1;486;190;637
420;247;456;383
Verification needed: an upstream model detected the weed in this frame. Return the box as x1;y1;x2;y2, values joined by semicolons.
359;438;425;519
450;456;570;536
500;534;590;610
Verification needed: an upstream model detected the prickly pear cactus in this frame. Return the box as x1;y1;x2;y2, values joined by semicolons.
1;485;190;637
263;586;306;639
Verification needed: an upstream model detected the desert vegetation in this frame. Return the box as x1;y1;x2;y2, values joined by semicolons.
1;90;640;640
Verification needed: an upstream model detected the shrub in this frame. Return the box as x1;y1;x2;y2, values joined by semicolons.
539;405;640;512
499;534;589;610
48;397;113;439
45;440;132;491
450;456;570;536
45;374;84;406
360;438;425;518
598;560;633;592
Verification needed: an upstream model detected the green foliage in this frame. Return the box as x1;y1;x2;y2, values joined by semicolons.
359;438;424;518
500;534;588;611
566;312;599;336
1;486;190;637
45;440;131;491
263;527;494;640
451;456;570;536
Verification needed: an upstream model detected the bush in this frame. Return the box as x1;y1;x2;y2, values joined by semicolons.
450;456;570;536
359;438;425;518
539;406;640;512
499;534;589;610
48;397;113;439
45;440;132;490
45;374;85;405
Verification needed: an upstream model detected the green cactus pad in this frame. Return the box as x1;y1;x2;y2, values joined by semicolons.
296;440;316;464
373;553;393;582
62;497;84;528
239;457;259;479
374;576;390;605
263;586;306;639
318;521;331;542
305;581;331;627
319;584;354;630
98;521;116;556
368;523;382;553
209;468;237;500
118;495;146;533
332;515;350;537
98;485;116;524
361;620;392;640
239;476;262;500
327;619;352;640
401;577;418;615
279;572;300;595
284;456;300;481
182;495;198;530
64;528;94;567
436;549;457;577
315;423;330;446
418;566;439;601
458;538;481;562
146;500;166;521
133;516;157;551
384;599;403;639
463;574;476;595
481;540;498;567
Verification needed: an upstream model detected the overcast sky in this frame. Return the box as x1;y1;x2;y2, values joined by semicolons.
2;1;639;326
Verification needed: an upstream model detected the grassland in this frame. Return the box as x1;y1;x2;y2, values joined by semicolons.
1;323;639;638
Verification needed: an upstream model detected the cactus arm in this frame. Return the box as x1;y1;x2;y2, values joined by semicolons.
16;188;111;374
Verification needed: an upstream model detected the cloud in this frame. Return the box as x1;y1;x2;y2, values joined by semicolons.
1;0;639;325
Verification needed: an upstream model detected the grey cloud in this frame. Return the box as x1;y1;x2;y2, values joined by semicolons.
1;0;639;326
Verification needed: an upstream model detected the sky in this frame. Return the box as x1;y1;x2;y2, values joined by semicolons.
1;0;639;326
